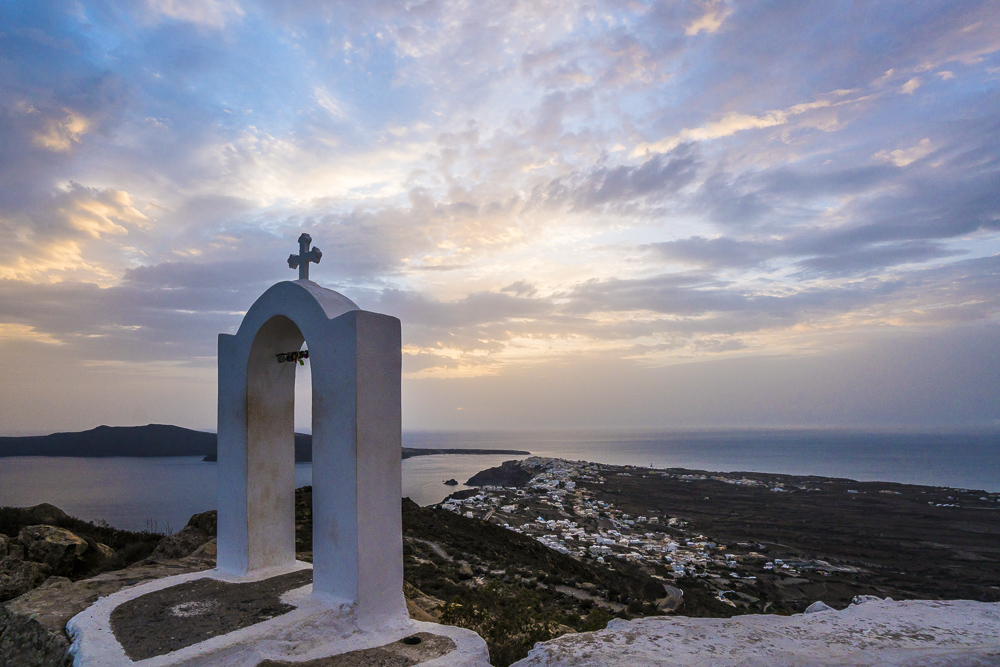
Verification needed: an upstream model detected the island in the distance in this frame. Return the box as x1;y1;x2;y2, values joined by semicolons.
0;424;529;462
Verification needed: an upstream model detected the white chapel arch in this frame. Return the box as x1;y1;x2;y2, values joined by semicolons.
216;273;405;625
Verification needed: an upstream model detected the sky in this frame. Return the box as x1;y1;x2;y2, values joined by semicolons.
1;0;998;434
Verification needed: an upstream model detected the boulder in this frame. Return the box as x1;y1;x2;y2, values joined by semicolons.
851;594;890;605
804;600;833;613
147;526;207;560
186;509;217;536
0;604;73;667
18;525;89;575
406;597;437;622
18;503;71;526
0;557;51;602
0;545;217;667
148;510;216;561
0;533;9;559
404;582;445;622
94;542;117;564
79;541;118;573
188;538;217;560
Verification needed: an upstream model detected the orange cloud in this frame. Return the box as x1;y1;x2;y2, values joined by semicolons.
33;109;91;152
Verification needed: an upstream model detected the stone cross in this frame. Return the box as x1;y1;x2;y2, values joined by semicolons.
287;233;322;280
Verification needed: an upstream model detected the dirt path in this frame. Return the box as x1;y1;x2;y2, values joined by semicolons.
409;538;452;561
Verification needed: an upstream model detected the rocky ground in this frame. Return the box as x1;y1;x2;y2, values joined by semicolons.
0;504;161;603
510;598;1000;667
3;460;998;667
0;506;218;667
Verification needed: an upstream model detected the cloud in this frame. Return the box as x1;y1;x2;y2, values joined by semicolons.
874;138;934;167
685;2;733;36
872;68;896;88
122;259;274;292
387;249;1000;379
62;188;150;239
32;109;92;152
635;111;789;155
648;236;777;269
403;322;1000;429
794;241;959;277
313;86;349;120
5;247;998;385
0;322;65;345
146;0;244;29
649;231;960;279
899;77;922;94
631;95;865;156
0;185;151;283
500;280;537;297
534;146;701;210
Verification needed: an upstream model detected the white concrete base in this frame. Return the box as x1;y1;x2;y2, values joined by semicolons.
512;598;1000;667
67;564;489;667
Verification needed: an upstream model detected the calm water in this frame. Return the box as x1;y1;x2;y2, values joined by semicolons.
408;429;1000;491
0;429;996;531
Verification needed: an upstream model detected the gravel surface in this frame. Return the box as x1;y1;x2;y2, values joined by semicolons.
109;569;312;660
255;632;456;667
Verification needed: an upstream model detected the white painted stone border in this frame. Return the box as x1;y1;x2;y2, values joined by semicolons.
67;564;489;666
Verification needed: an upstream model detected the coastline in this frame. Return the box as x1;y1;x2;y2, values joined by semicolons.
2;444;999;533
201;447;531;462
3;456;997;666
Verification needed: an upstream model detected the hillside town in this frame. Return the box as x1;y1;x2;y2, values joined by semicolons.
439;458;801;606
437;457;1000;611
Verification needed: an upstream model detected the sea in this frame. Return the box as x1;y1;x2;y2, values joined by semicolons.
0;429;997;533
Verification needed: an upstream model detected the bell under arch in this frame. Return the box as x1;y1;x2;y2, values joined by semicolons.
216;279;405;626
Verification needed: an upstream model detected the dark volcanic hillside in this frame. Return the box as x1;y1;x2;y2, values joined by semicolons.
0;425;217;458
0;424;527;462
0;425;311;460
581;467;1000;606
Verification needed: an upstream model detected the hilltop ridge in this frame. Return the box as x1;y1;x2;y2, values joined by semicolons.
0;425;528;462
0;425;216;458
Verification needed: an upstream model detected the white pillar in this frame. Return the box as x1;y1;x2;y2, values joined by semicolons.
312;311;404;622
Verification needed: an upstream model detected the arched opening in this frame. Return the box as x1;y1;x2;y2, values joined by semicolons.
293;337;314;561
245;315;304;570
